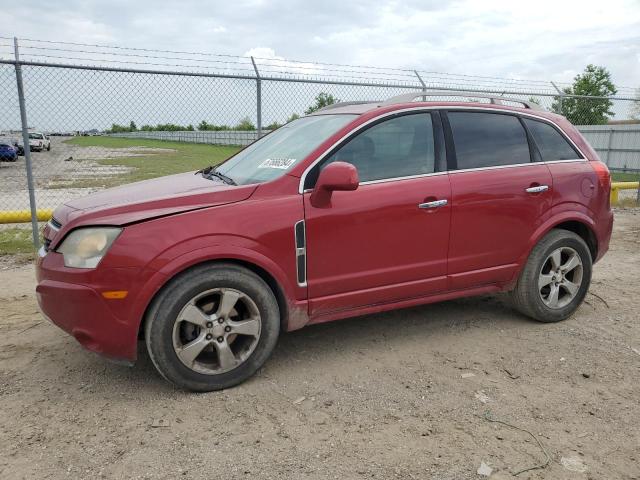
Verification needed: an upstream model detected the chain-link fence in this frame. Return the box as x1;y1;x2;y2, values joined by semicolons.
1;37;639;247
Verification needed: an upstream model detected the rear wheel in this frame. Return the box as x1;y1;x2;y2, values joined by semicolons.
145;263;280;391
511;229;592;322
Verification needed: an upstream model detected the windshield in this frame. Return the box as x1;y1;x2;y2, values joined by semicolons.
29;133;43;139
215;114;356;185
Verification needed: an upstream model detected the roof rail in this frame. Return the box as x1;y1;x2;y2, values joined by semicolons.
380;91;544;110
315;101;375;113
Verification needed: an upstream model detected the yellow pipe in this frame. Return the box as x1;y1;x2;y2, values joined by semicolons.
610;181;639;204
0;209;53;224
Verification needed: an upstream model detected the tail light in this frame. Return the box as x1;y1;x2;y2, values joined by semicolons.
591;161;611;190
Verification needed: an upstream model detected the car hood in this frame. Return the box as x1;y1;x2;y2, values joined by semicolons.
53;172;257;227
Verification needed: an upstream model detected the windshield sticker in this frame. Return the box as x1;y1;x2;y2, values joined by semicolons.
258;158;296;170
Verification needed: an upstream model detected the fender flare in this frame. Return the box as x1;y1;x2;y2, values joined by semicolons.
128;241;306;351
513;210;597;282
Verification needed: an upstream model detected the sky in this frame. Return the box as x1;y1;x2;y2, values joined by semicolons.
3;0;640;91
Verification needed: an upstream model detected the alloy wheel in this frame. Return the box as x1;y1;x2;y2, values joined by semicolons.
172;288;261;374
538;246;584;309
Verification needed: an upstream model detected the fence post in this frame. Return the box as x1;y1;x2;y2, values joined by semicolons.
551;81;563;113
605;128;614;168
251;56;262;138
13;37;40;249
414;70;427;101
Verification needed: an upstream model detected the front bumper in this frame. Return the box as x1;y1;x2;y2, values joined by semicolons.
35;251;147;362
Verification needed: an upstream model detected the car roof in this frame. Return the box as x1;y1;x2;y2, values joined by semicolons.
308;90;555;119
310;102;380;115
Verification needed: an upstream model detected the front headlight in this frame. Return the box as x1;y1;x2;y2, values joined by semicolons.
57;227;122;268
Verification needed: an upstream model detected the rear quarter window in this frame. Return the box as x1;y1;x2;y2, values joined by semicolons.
523;118;581;161
447;112;531;169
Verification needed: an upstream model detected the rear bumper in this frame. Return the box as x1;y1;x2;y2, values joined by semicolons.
35;252;148;362
595;209;614;263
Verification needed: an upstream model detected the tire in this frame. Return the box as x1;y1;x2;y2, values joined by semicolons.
511;229;592;322
145;263;280;391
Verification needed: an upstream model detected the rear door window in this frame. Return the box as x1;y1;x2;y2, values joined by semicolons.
523;118;581;161
447;112;531;169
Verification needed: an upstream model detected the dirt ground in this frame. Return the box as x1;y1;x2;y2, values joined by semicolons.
0;209;638;480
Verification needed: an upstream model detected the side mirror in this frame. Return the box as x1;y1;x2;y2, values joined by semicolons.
310;161;359;208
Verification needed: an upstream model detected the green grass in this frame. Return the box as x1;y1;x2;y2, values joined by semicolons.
0;228;35;256
611;172;640;182
616;197;640;208
60;137;241;188
611;171;639;207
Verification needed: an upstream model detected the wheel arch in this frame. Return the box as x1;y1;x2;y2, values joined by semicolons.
511;212;598;288
135;248;308;344
551;220;598;261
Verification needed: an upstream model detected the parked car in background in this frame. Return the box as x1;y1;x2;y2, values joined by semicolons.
37;91;613;392
0;143;18;161
13;139;24;156
29;132;51;151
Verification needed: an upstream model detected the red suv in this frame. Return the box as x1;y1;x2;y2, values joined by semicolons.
36;92;613;391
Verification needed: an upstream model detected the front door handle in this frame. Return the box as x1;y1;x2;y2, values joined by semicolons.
525;185;549;193
418;199;448;209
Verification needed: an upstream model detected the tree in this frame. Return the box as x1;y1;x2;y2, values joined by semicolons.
198;120;231;131
266;121;282;130
235;117;256;131
129;120;138;132
107;123;131;133
305;93;339;114
528;97;541;106
551;65;617;125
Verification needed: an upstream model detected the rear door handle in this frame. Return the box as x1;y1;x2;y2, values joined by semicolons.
418;199;448;209
525;185;549;193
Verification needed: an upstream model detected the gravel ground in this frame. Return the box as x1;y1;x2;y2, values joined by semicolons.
0;210;639;480
0;137;172;211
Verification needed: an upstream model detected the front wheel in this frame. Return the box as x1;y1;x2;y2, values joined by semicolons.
145;263;280;391
511;229;592;322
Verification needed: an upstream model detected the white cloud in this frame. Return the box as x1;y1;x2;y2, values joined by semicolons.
2;0;638;89
244;47;322;77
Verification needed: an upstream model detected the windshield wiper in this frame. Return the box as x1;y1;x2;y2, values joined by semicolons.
195;166;236;185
